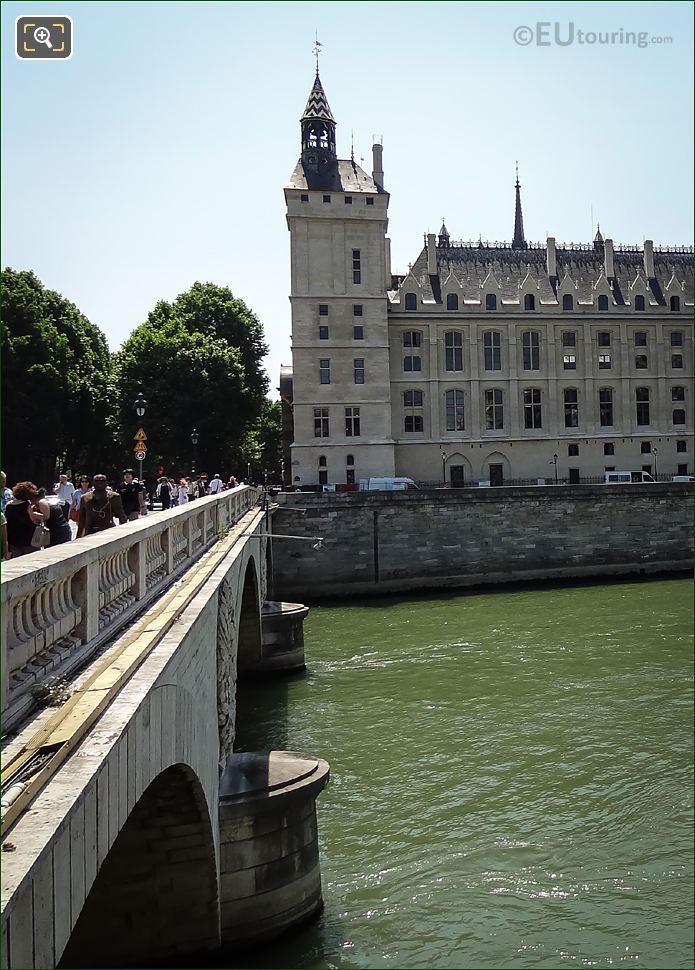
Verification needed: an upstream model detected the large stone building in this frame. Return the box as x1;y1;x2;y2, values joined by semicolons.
283;71;693;488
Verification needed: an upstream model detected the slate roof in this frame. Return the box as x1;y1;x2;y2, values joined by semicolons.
300;72;335;124
396;240;694;306
287;158;380;194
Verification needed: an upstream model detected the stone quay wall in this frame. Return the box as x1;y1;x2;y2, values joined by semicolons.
271;484;693;600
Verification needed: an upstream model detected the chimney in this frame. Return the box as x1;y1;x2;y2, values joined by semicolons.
643;239;655;278
546;236;557;278
372;142;384;190
427;233;437;275
384;237;392;287
604;238;615;278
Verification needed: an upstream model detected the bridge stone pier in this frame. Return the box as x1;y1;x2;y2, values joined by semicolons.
0;487;328;968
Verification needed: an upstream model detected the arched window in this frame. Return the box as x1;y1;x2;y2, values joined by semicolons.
562;294;574;311
484;388;503;430
673;408;686;425
318;455;327;467
404;389;424;407
345;454;355;484
524;293;535;310
598;294;609;311
670;295;681;312
404;292;417;311
568;444;579;457
636;387;650;426
634;294;645;311
523;388;542;428
445;389;465;431
346;454;354;465
318;455;328;485
485;293;497;311
446;293;459;310
444;331;463;371
563;388;579;428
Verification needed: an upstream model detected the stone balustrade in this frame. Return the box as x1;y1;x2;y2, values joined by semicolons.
1;486;261;731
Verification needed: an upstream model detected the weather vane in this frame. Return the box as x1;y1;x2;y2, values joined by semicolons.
313;33;323;73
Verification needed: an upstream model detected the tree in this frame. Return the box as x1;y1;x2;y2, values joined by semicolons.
242;400;283;483
113;283;269;479
1;268;113;485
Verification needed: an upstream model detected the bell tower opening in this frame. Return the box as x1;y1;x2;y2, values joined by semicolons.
300;71;337;174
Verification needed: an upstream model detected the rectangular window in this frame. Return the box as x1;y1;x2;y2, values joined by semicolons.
634;331;648;347
598;331;611;347
564;388;579;428
319;304;329;316
445;331;463;372
366;197;374;206
673;409;686;425
446;390;465;431
319;325;329;340
319;358;330;384
484;388;504;430
404;389;423;407
318;469;328;485
636;389;650;426
599;388;613;427
604;443;615;455
300;193;309;202
678;463;689;476
403;331;421;348
641;441;652;454
568;468;580;484
313;408;329;438
599;354;612;369
672;386;686;401
323;194;331;203
672;354;683;368
635;355;648;369
346;468;356;484
671;331;683;346
353;325;364;340
352;249;361;284
562;332;576;347
483;331;501;371
345;407;360;437
563;355;577;370
353;358;365;384
353;304;363;316
344;196;353;205
404;355;421;372
404;415;423;433
522;331;540;370
523;388;542;429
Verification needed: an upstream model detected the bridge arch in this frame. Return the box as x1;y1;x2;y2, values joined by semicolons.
58;764;218;969
236;553;263;675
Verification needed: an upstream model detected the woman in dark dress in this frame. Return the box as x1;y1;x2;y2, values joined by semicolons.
36;492;72;545
4;481;45;557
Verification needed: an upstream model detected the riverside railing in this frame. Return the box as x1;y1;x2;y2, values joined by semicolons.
1;485;261;731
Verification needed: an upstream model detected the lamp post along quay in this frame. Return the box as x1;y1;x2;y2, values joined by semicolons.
441;450;447;487
133;392;147;482
549;453;559;485
190;428;199;477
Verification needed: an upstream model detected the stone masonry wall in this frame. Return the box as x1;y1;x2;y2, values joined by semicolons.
271;485;693;600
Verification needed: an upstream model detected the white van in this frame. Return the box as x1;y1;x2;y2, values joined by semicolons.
604;471;655;484
358;477;419;491
672;475;694;483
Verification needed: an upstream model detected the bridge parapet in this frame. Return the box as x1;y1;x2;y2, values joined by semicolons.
1;486;261;730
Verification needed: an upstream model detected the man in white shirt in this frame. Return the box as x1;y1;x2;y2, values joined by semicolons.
54;474;75;521
208;473;223;495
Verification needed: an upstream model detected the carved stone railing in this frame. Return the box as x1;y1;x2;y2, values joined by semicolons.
1;485;261;731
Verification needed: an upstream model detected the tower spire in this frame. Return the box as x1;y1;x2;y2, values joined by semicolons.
512;162;527;250
312;33;322;75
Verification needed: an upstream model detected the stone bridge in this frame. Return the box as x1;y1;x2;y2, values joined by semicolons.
0;487;327;968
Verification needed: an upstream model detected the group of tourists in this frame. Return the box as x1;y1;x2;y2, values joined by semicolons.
1;468;241;561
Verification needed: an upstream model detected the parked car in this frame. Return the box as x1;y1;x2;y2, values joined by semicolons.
358;477;419;491
604;471;655;484
671;475;694;483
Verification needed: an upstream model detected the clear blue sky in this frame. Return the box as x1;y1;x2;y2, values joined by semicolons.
2;1;693;394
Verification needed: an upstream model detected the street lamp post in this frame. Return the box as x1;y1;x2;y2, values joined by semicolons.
280;458;286;490
549;453;558;485
133;392;147;482
652;447;658;480
441;450;447;487
190;429;199;478
247;461;251;485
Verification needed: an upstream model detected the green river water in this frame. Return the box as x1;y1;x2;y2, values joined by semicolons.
235;578;693;970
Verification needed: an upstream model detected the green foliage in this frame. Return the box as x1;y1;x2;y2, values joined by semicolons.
1;268;113;484
242;400;283;480
113;282;270;477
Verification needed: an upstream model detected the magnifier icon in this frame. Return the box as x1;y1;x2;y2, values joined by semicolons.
34;26;53;49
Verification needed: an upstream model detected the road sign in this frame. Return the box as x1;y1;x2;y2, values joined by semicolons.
134;450;146;462
134;428;147;442
133;442;147;455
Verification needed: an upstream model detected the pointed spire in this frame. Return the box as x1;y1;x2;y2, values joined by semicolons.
512;163;527;250
594;224;605;252
438;219;450;247
300;72;335;124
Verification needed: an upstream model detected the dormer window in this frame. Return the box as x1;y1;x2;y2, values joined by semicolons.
524;293;535;311
634;294;646;311
485;293;497;311
670;295;681;312
404;293;417;311
598;294;609;311
446;293;459;310
562;294;574;311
